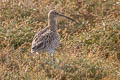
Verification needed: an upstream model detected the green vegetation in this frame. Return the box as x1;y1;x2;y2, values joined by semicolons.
0;0;120;80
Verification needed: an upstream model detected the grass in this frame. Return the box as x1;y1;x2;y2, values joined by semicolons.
0;0;120;80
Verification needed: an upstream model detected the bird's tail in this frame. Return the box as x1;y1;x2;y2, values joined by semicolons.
31;48;35;53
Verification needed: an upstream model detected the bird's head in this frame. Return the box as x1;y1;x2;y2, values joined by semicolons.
48;9;77;23
48;9;59;18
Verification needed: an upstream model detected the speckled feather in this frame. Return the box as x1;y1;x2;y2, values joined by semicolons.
31;26;59;53
31;9;76;54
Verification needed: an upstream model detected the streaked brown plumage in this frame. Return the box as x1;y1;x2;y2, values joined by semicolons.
31;9;76;54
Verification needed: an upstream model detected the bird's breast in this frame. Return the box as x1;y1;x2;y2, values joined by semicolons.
48;33;59;49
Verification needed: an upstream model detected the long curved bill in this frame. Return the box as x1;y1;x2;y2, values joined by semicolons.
57;13;77;23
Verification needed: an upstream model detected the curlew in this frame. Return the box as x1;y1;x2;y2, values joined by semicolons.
31;9;76;56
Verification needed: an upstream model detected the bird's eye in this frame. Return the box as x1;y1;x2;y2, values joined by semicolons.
54;12;58;15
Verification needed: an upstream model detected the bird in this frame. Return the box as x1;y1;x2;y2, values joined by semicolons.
31;9;76;56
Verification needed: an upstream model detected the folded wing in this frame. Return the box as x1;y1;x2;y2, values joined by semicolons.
31;29;55;53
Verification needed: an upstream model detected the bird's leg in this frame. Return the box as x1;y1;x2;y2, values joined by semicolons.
49;50;56;65
50;53;55;62
36;52;40;60
49;50;60;69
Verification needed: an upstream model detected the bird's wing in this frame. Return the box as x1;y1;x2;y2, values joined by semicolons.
31;29;55;52
33;27;49;41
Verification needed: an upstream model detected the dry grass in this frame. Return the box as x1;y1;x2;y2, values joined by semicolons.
0;0;120;80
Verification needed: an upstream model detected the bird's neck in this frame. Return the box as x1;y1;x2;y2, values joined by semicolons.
48;17;58;31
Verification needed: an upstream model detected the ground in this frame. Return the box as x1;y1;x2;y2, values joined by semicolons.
0;0;120;80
